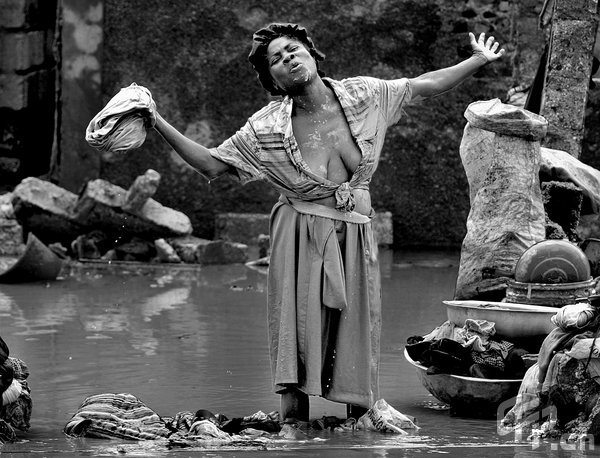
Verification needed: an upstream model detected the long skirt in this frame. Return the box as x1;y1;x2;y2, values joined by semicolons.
267;198;382;408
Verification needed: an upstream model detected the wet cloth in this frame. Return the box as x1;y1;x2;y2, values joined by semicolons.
268;197;380;407
501;363;543;429
0;357;32;441
64;393;172;440
537;327;577;386
209;76;412;407
551;302;596;331
85;83;156;153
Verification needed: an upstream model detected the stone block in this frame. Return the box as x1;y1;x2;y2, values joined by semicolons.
0;31;45;72
168;235;248;265
167;235;203;263
154;238;181;263
0;0;57;29
73;178;192;239
0;218;24;255
214;212;270;245
0;0;28;28
122;169;160;213
196;239;248;265
11;177;83;244
0;74;28;110
373;211;393;246
0;69;53;110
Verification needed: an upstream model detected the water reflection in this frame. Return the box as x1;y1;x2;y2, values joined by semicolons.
0;252;563;456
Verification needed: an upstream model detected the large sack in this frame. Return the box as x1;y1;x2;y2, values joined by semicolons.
455;100;547;300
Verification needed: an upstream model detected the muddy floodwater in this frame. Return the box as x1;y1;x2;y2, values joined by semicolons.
0;250;589;457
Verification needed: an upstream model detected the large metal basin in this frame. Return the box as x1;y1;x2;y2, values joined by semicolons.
444;300;557;338
404;348;522;417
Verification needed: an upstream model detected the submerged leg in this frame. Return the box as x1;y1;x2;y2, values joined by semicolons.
346;404;368;420
280;388;309;422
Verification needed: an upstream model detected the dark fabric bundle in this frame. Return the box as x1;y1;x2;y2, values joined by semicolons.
0;337;9;365
248;23;325;96
0;362;14;394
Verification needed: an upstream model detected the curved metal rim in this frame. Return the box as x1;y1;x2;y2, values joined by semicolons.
403;347;522;383
443;300;559;313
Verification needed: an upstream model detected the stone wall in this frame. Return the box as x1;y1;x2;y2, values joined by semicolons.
98;0;548;248
0;0;57;191
7;0;600;248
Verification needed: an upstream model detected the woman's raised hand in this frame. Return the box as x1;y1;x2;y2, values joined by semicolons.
469;32;505;64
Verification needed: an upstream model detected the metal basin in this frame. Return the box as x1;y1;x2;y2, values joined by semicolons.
404;348;522;417
444;300;557;338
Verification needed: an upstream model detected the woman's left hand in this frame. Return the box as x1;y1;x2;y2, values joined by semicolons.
469;32;505;64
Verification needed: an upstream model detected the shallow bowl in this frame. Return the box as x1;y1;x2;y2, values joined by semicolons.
444;300;557;338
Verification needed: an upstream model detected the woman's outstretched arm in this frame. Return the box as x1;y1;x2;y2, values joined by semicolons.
409;32;505;101
154;112;230;180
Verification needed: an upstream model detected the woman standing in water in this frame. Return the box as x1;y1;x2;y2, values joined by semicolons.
153;23;504;422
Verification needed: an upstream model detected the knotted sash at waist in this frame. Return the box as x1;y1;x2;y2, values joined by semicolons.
279;195;374;224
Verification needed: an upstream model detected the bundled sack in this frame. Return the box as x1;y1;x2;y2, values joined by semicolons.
85;83;156;154
356;399;419;434
551;302;596;331
455;99;547;300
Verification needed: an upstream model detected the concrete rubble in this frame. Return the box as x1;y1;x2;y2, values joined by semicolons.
1;170;395;267
2;170;250;266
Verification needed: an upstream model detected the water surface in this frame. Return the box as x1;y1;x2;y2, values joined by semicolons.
0;250;590;456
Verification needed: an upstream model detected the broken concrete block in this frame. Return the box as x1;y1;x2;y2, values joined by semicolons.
196;239;248;265
167;235;202;263
11;177;84;244
168;235;248;265
154;238;181;263
214;213;270;245
73;178;192;239
373;211;393;246
123;169;161;213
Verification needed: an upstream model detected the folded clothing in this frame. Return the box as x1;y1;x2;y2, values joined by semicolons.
85;83;156;154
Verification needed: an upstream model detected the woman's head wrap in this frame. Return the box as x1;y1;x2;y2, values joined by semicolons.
248;23;326;96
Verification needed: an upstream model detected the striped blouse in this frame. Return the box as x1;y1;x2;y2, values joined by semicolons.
210;76;412;211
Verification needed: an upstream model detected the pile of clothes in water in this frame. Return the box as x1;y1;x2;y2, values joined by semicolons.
64;394;419;448
0;336;32;443
501;300;600;442
406;318;528;379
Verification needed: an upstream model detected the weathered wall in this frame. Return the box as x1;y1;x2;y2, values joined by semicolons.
0;0;57;191
97;0;546;247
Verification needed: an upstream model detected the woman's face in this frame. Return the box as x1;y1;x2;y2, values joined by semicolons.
266;36;317;94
